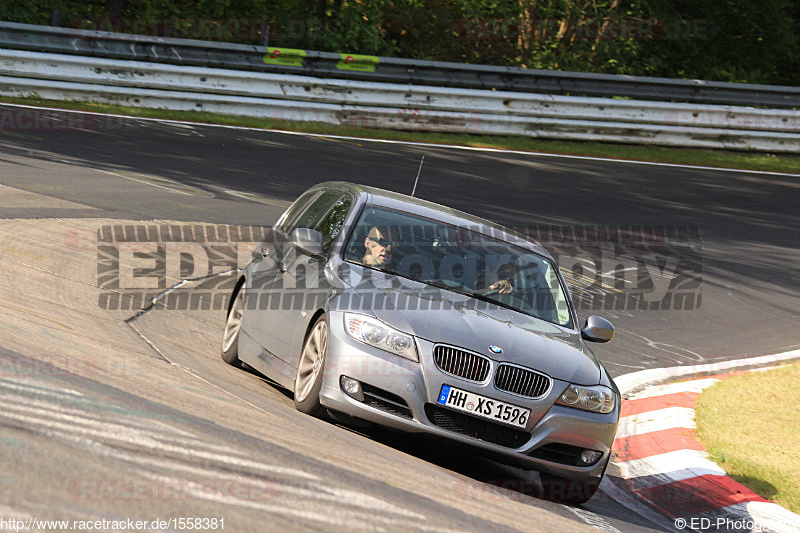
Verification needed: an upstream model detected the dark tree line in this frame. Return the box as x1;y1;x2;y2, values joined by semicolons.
3;0;798;86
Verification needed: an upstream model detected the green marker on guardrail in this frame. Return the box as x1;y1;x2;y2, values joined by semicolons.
263;48;306;67
337;53;380;72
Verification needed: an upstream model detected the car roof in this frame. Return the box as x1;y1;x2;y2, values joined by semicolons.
309;181;552;259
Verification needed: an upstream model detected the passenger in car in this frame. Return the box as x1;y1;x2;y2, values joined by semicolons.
478;260;517;295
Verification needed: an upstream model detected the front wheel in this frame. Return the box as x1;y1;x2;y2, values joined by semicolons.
221;283;244;366
294;315;328;417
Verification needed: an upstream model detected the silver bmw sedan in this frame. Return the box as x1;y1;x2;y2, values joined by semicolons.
222;181;619;503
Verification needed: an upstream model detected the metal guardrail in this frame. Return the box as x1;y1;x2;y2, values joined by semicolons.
1;49;798;153
1;20;799;109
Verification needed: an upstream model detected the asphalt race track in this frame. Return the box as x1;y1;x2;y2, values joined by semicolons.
1;104;798;532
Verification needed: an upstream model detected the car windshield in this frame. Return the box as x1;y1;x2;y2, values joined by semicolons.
343;206;572;327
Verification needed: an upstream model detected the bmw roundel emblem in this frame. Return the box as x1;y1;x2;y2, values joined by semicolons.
488;346;503;354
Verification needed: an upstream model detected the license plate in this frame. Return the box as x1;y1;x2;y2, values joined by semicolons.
437;385;531;429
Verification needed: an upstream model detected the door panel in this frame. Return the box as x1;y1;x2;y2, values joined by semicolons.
243;190;343;363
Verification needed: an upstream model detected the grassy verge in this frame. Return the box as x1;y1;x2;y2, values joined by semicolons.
3;95;800;175
695;364;800;513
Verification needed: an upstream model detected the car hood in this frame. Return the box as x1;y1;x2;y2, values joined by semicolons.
343;269;601;385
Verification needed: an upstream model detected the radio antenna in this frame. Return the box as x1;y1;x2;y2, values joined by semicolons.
411;156;424;197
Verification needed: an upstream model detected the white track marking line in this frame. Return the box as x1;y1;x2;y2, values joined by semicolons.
0;410;319;481
91;168;213;197
566;506;623;533
87;442;424;519
6;404;434;529
4;392;198;438
0;377;85;397
133;473;351;529
224;190;291;207
616;407;696;438
620;467;726;491
145;470;425;521
626;378;720;399
2;400;240;456
76;438;279;480
2;102;797;177
24;428;318;493
614;349;800;397
316;486;426;519
615;450;727;482
744;501;800;532
617;330;706;364
137;473;457;533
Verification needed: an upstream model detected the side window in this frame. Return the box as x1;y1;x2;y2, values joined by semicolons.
288;190;340;234
274;191;319;236
315;195;353;254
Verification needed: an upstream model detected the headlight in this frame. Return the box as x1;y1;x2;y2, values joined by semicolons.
344;313;419;362
556;384;616;414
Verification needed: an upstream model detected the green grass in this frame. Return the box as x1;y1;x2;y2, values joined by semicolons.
695;364;800;513
3;94;800;175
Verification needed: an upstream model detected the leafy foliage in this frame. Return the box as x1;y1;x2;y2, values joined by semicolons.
1;0;798;84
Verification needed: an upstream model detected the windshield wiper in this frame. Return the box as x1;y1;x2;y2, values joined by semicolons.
421;280;471;296
421;280;529;316
464;291;523;314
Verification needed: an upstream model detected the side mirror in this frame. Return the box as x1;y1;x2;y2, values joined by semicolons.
290;228;325;258
581;315;614;343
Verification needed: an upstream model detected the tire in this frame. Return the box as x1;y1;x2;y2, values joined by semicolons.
294;315;328;417
221;282;244;366
539;456;609;504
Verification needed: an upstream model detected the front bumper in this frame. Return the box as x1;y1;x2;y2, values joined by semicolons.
318;312;619;480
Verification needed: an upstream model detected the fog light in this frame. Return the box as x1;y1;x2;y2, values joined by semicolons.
340;376;364;402
579;449;603;465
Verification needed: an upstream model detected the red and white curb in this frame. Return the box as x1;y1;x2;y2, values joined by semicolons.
612;350;800;533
